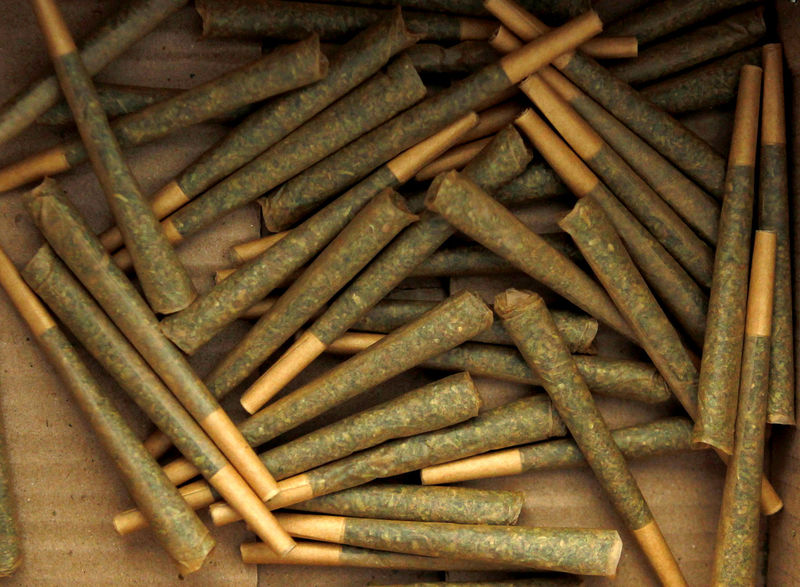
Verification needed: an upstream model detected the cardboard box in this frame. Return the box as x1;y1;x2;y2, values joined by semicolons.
0;1;796;584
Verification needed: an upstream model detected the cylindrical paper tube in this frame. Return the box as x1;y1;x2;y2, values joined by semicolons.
415;137;492;181
521;72;714;286
456;101;525;145
213;190;417;409
594;0;653;24
238;291;493;447
484;0;727;196
251;11;602;233
372;580;581;587
213;394;565;523
425;170;635;339
0;414;19;577
693;65;762;454
537;66;720;245
197;0;497;42
156;54;425;247
710;230;776;586
515;108;708;346
422;417;693;484
274;514;622;576
97;11;418;253
492;163;567;205
159;113;478;356
609;8;765;85
606;0;754;44
327;335;671;405
0;244;213;574
759;44;794;425
23;182;284;512
293;484;524;525
0;0;187;147
496;289;686;586
0;36;328;193
405;41;500;74
250;125;531;402
642;47;762;114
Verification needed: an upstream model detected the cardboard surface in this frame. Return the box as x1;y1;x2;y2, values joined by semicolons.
0;0;796;585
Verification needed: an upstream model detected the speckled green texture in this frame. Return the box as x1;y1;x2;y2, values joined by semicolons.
25;180;221;422
22;245;226;480
170;54;424;239
0;0;187;146
307;126;530;347
759;144;795;425
336;517;619;575
335;543;529;570
261;372;480;479
178;11;418;198
588;144;714;286
711;335;771;585
569;93;720;245
405;42;499;74
35;326;214;571
606;0;754;44
197;0;491;42
383;580;581;586
317;0;589;20
0;415;19;577
490;163;568;206
517;417;693;471
583;183;708;347
205;190;416;397
302;395;566;497
238;290;493;446
559;197;700;418
54;52;195;314
259;63;513;231
294;484;524;525
557;52;726;197
497;291;654;531
38;84;177;126
642;47;762;114
695;165;755;453
610;9;765;86
425;171;633;338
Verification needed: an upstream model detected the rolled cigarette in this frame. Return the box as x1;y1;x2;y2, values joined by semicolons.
415;136;493;181
0;0;187;147
693;65;762;454
238;290;493;448
515;108;708;346
0;36;328;193
421;417;694;484
606;0;755;44
0;243;213;574
272;514;622;576
240;540;534;570
23;182;286;517
214;190;418;411
495;289;686;586
485;0;727;197
491;162;567;206
159;112;478;357
610;8;766;86
642;47;762;114
405;41;500;74
30;0;196;314
0;417;19;577
254;10;602;232
537;66;720;246
215;394;566;523
710;230;776;585
98;10;419;253
248;126;532;402
593;0;652;25
292;484;524;525
425;170;635;339
759;44;795;426
456;101;525;145
328;339;672;404
197;0;497;43
521;72;715;287
151;54;425;254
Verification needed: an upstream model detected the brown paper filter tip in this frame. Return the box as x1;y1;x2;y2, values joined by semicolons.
0;147;71;193
421;448;523;485
112;247;133;272
415;137;493;181
585;36;638;59
745;230;777;337
232;232;290;264
632;521;688;587
241;331;328;414
161;218;184;245
489;26;523;53
0;245;56;336
163;458;201;486
760;477;783;515
458;17;498;41
242;541;343;565
142;429;172;459
538;66;582;102
275;514;347;543
31;0;78;57
215;268;235;283
761;44;786;146
327;332;383;354
460;102;524;144
729;65;763;167
484;0;549;38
